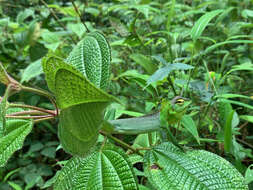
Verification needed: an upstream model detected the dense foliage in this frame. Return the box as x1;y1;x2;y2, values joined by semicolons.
0;0;253;189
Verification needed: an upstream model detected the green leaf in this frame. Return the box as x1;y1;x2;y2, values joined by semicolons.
129;53;157;75
7;182;23;190
144;142;248;190
240;115;253;123
245;164;253;184
216;93;253;100
54;65;118;109
147;63;193;85
224;110;234;153
181;115;200;144
219;99;253;110
66;31;111;90
205;40;253;54
191;10;223;41
58;102;107;156
54;144;138;190
0;119;33;167
21;59;43;83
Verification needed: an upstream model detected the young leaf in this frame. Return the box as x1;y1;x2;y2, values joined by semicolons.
54;144;138;190
144;142;248;190
181;115;200;144
147;63;193;85
191;10;223;41
21;59;43;83
129;53;157;75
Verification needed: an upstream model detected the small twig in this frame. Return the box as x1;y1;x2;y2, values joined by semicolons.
71;0;90;32
100;131;144;156
237;138;253;149
239;122;249;131
5;115;52;119
20;85;59;116
34;116;55;123
40;0;77;44
9;103;56;116
136;147;151;151
7;110;49;116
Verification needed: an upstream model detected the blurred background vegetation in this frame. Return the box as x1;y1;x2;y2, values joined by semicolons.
0;0;253;189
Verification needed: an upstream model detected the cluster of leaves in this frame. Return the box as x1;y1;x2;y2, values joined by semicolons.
0;0;253;189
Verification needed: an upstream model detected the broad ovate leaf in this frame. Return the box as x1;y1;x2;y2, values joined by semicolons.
144;142;248;190
43;55;118;156
54;144;138;190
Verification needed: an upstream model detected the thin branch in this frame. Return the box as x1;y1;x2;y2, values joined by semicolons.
71;0;90;32
7;110;49;116
20;85;59;116
9;103;56;116
237;138;253;149
40;0;77;44
5;115;52;119
34;116;55;123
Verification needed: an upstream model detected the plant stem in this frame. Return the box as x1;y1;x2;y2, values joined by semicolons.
167;76;177;96
34;116;55;123
71;0;90;32
5;115;52;119
20;85;58;115
40;0;77;44
9;103;56;116
100;131;144;157
7;110;49;116
148;132;153;146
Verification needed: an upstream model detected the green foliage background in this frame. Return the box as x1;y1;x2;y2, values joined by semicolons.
0;0;253;189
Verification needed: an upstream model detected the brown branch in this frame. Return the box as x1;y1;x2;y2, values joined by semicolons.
71;0;90;32
5;115;52;119
9;103;56;116
7;110;49;116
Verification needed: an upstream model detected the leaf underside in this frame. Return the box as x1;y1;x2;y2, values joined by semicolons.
54;144;138;190
144;142;248;190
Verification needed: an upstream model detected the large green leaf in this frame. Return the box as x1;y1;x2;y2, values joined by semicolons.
54;144;138;190
54;67;117;109
0;112;33;167
58;102;108;156
144;142;248;190
43;55;119;156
